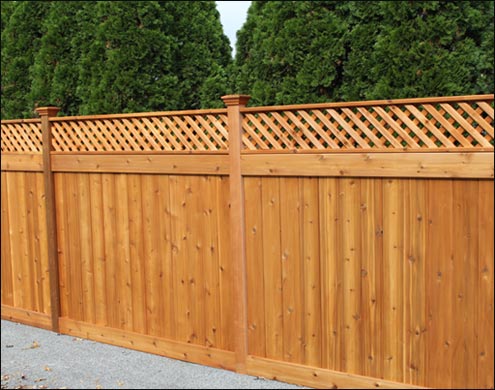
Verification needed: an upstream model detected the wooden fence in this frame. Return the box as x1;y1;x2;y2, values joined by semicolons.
1;94;494;389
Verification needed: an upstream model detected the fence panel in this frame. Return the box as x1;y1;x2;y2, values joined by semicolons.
244;176;494;388
1;171;51;328
53;172;233;349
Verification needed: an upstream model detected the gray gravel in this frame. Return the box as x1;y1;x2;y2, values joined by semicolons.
1;320;307;389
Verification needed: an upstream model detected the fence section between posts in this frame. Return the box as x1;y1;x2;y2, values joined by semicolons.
1;94;494;390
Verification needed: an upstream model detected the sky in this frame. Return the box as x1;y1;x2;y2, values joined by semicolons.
216;1;251;57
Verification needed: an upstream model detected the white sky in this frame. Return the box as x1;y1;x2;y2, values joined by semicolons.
216;1;251;56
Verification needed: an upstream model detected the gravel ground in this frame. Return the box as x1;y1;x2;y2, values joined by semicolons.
1;320;307;389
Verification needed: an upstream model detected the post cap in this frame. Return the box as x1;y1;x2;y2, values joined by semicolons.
35;107;60;117
221;95;251;107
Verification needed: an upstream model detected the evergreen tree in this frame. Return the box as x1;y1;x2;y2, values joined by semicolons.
77;1;179;114
234;1;494;106
77;1;232;114
1;1;16;33
234;1;352;106
342;1;495;100
29;1;97;116
2;1;232;118
1;2;50;119
159;1;232;109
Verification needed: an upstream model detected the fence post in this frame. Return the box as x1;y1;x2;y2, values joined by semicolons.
222;94;251;373
35;106;61;333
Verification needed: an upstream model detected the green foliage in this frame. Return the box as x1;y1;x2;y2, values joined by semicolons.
77;1;179;114
2;1;493;118
1;2;50;119
234;1;495;106
1;1;16;33
1;1;232;119
162;1;233;109
29;1;97;116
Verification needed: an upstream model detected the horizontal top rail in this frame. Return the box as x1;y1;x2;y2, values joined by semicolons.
48;108;227;122
240;94;494;113
1;118;42;124
241;146;495;154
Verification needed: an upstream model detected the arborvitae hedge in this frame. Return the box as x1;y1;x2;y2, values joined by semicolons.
2;1;493;118
1;1;232;119
233;1;494;106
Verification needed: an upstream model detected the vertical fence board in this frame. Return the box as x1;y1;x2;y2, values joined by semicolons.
426;179;454;388
301;178;321;367
54;174;69;318
102;173;118;328
78;173;95;324
1;172;14;306
67;174;84;321
382;179;404;382
170;175;193;343
140;174;155;336
319;178;344;372
245;177;266;357
35;173;50;315
114;174;133;331
280;178;304;364
127;174;147;334
261;177;284;360
25;173;41;313
192;176;207;346
158;175;175;339
6;173;23;308
21;173;36;311
217;176;234;352
452;180;478;388
477;180;494;389
404;179;427;386
16;173;32;310
204;177;221;348
149;174;166;337
341;178;363;375
360;178;384;380
89;174;107;326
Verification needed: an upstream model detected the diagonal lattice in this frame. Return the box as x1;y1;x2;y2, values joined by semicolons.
242;99;494;151
1;121;43;153
1;97;493;153
50;113;229;152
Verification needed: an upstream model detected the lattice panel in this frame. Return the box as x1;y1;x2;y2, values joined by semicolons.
1;121;43;153
51;114;229;152
242;100;494;151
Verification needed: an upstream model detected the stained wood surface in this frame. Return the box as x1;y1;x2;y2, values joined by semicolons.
1;94;493;389
58;317;237;371
244;176;494;388
240;152;494;178
54;173;233;351
245;356;426;389
1;172;50;315
241;96;494;151
1;153;43;171
50;154;229;175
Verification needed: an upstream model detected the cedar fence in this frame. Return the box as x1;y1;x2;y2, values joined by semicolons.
1;94;493;389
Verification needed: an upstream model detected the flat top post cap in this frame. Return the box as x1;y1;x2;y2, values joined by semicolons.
35;107;60;117
221;95;251;106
